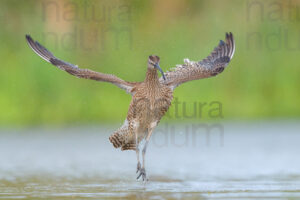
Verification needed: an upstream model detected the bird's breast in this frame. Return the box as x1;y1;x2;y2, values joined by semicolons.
129;93;172;123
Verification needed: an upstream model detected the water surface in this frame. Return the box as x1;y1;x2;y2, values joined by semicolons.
0;122;300;199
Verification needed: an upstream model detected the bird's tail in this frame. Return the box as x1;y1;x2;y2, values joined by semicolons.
109;130;136;151
109;132;124;148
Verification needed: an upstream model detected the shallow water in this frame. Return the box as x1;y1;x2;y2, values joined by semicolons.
0;122;300;199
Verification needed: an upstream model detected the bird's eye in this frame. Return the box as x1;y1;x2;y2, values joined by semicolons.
149;61;155;66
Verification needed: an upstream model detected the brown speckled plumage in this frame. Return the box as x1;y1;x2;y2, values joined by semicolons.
26;32;235;181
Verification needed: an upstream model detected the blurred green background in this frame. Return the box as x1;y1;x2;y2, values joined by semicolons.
0;0;299;126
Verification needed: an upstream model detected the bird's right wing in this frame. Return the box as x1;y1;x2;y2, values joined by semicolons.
160;33;235;90
26;35;137;94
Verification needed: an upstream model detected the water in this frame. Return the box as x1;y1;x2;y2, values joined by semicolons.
0;122;300;199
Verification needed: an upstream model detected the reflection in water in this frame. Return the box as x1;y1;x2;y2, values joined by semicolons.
0;122;300;199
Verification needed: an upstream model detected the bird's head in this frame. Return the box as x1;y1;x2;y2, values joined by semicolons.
148;55;165;80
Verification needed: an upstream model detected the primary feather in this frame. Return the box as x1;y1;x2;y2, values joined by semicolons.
160;32;235;89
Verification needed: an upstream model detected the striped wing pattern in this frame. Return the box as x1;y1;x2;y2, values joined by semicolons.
25;35;135;94
160;32;235;89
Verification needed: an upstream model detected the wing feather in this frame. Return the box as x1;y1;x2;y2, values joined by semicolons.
25;35;136;94
160;32;235;89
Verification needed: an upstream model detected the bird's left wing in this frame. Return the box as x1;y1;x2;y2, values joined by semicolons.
160;32;235;89
25;35;136;94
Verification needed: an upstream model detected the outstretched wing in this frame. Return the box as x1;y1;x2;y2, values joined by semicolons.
160;32;235;89
25;35;136;94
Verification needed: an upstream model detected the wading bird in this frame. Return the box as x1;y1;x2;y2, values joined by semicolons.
26;33;235;181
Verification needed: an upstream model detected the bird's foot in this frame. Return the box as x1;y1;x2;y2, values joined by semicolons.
137;167;147;181
136;162;141;173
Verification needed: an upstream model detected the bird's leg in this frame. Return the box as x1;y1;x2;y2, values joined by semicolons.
137;127;154;181
135;131;141;174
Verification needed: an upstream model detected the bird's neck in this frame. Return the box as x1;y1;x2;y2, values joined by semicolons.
145;68;159;86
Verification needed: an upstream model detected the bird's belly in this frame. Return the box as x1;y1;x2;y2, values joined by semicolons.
129;98;171;127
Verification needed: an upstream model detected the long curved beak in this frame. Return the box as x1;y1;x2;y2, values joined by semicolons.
155;64;166;80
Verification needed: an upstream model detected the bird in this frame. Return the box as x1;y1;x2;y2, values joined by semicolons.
25;32;235;181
